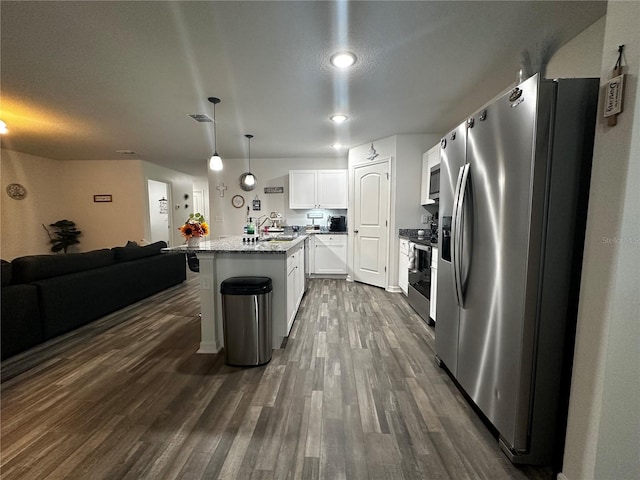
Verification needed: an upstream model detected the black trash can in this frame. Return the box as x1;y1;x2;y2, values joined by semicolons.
220;276;273;366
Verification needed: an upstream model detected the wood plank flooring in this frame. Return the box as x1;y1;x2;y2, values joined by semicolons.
1;274;554;479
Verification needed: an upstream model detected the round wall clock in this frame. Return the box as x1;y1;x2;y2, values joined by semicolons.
6;183;27;200
232;194;245;208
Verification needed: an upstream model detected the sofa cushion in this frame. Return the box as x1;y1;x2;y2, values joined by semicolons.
1;259;12;287
112;241;167;262
1;283;43;360
11;249;115;284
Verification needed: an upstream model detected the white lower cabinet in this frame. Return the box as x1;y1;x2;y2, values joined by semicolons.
286;243;305;334
311;234;347;275
430;246;438;322
398;238;409;295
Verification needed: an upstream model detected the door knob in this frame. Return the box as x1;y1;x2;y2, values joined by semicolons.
354;229;359;233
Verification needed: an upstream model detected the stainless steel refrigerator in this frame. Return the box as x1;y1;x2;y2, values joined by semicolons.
436;74;598;465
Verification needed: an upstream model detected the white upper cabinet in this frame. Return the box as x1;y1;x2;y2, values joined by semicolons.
421;143;440;205
290;169;348;209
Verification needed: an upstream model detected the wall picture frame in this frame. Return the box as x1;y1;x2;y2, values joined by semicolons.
93;194;112;202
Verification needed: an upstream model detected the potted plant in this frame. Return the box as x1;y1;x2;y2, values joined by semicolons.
43;219;82;253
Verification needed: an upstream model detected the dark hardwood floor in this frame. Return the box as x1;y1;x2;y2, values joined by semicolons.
1;274;554;479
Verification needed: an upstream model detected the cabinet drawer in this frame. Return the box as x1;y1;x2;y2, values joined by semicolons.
314;235;347;246
399;238;409;255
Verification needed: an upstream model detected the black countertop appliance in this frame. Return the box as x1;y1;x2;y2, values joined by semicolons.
328;215;347;232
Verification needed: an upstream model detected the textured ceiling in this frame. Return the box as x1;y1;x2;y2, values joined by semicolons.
1;1;606;176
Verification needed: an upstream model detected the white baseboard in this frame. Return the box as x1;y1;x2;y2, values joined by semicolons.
197;342;221;354
557;473;569;480
386;286;402;293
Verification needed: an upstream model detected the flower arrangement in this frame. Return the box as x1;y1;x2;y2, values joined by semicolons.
179;213;209;240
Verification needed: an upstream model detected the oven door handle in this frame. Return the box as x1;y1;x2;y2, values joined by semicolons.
414;244;431;252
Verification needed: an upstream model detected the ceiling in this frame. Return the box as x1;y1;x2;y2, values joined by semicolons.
1;1;606;177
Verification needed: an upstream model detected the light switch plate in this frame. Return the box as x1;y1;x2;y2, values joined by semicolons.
421;214;430;224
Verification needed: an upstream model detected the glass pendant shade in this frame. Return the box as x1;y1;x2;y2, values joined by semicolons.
239;134;257;191
207;97;223;171
209;153;223;171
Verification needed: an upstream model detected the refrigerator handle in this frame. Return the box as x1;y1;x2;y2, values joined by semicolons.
453;164;471;307
451;164;466;306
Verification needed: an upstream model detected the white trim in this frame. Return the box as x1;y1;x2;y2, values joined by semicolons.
386;286;402;293
557;473;569;480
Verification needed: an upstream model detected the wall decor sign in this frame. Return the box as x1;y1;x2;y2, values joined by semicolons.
252;197;261;211
93;194;112;202
264;186;284;194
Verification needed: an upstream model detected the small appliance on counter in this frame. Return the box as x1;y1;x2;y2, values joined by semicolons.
328;215;347;232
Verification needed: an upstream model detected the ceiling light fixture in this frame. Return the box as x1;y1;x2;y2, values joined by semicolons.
207;97;223;171
0;120;8;135
330;51;356;68
239;134;257;191
331;143;343;150
330;114;348;124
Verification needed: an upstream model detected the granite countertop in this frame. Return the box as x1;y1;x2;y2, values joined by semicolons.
398;229;438;246
164;234;308;254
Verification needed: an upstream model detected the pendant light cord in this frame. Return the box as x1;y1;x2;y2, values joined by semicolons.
213;102;218;154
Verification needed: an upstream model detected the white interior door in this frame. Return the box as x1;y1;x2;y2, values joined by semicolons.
147;179;171;245
353;160;390;288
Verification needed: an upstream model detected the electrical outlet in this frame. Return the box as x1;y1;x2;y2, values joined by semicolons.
421;214;430;224
201;276;211;290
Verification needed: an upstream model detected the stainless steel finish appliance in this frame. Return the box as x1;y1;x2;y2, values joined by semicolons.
328;215;347;232
407;241;433;325
220;277;273;366
436;75;598;466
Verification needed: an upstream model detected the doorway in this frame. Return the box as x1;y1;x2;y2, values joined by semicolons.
147;179;171;246
353;159;390;288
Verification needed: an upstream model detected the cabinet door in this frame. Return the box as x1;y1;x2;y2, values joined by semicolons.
430;247;438;321
289;171;317;209
420;153;430;205
398;239;409;295
286;261;297;333
317;170;348;208
296;247;305;302
314;235;347;274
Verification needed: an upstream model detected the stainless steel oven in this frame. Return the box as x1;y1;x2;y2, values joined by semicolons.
407;242;433;325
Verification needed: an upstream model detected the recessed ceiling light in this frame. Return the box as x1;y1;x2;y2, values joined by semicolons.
330;114;348;124
0;120;8;135
331;143;343;150
330;51;356;68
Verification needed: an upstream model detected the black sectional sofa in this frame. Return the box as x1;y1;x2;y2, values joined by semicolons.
1;241;186;360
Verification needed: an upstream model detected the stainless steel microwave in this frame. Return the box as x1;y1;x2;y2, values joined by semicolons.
429;164;440;201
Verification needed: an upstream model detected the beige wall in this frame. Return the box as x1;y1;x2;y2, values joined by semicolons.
1;150;196;258
1;149;69;259
558;3;640;480
61;159;147;250
207;156;347;237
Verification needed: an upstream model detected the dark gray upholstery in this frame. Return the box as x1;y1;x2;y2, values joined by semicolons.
1;244;186;360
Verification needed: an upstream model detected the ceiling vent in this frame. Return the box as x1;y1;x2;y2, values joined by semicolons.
116;150;139;155
188;114;213;123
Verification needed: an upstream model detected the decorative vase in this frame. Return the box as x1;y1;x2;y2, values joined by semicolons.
187;236;201;248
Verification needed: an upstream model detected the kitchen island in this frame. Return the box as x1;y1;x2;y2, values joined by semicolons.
166;234;308;354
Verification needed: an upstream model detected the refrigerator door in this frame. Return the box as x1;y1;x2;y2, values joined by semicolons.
435;122;467;373
456;74;542;451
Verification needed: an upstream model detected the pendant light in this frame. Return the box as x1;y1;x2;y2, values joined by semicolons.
208;97;223;171
239;134;257;191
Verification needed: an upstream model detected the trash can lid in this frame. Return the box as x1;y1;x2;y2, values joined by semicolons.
220;276;273;295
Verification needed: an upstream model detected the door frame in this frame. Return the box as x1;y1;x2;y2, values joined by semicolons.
348;156;392;289
145;177;173;246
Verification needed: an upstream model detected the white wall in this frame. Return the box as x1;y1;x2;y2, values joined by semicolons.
207;156;347;237
147;179;170;244
546;16;606;80
142;161;196;246
559;3;640;480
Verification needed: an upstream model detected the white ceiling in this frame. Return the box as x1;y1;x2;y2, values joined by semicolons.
1;1;606;177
